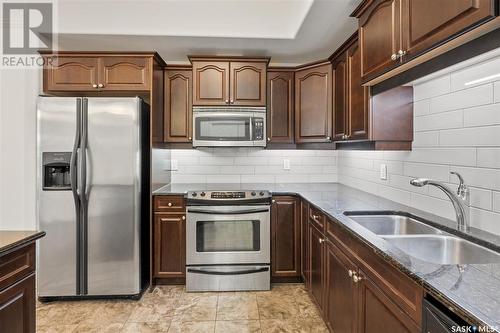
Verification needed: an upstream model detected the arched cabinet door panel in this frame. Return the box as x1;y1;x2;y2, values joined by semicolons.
100;57;151;91
164;68;193;143
295;63;332;143
267;71;294;143
192;62;230;106
230;62;266;106
44;56;99;91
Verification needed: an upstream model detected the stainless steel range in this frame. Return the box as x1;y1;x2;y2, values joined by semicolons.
186;190;271;292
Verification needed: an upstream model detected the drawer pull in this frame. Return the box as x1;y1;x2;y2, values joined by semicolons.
168;202;172;207
348;269;353;277
353;274;363;283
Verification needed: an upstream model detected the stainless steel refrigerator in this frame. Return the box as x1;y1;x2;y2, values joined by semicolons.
36;97;150;299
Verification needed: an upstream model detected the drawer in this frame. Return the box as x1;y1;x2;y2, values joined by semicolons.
0;243;35;291
326;217;423;324
154;195;186;213
309;206;325;231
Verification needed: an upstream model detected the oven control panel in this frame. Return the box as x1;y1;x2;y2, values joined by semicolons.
187;190;271;202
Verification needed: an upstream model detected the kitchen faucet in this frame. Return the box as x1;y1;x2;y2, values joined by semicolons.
410;171;470;232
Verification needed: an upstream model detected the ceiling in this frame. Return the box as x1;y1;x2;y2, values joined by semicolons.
54;0;361;65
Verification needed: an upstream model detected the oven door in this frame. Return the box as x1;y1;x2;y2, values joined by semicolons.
192;112;266;147
186;205;270;265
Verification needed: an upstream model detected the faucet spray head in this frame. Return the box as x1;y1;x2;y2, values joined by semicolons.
410;178;430;187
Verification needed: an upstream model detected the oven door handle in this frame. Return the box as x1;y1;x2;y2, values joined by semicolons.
187;267;269;276
187;208;269;215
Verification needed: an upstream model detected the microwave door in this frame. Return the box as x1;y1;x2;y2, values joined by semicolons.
193;113;254;147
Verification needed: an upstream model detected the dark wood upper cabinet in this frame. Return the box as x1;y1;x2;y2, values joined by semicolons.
357;271;420;333
230;62;266;106
43;56;99;91
357;0;402;82
192;61;230;106
332;53;348;141
271;196;301;280
347;41;369;140
191;57;268;106
164;67;193;143
309;222;325;311
325;241;357;333
295;62;333;143
100;56;151;91
267;70;294;143
352;0;497;84
402;0;496;60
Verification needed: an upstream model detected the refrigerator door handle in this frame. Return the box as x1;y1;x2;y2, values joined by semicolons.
79;98;89;294
70;99;81;202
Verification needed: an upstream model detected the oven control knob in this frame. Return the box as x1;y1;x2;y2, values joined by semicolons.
259;191;265;196
201;192;206;197
251;191;256;196
192;192;197;197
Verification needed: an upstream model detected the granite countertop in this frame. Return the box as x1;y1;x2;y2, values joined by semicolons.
0;230;46;255
155;182;500;331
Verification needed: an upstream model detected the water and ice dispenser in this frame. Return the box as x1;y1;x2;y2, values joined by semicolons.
42;152;72;190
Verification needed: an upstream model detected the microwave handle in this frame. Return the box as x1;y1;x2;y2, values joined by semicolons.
187;208;269;215
250;117;254;141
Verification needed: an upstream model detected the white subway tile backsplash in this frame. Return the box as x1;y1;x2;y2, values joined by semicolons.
470;208;500;235
205;175;241;183
414;110;463;131
493;192;500;213
241;175;275;183
451;166;500;191
403;162;450;181
439;125;500;147
495;81;500;103
219;165;255;174
429;84;493;114
413;99;430;116
199;156;234;165
463;103;500;127
450;56;500;91
414;75;450;101
413;131;440;147
477;148;500;168
469;187;493;211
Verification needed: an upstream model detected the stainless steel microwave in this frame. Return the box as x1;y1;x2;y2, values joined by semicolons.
192;107;266;147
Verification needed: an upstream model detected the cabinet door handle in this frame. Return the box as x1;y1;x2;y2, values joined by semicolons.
391;53;398;61
98;83;104;88
92;84;98;88
319;238;325;244
182;215;186;220
271;199;276;204
348;269;353;277
398;49;406;57
225;99;229;104
267;137;271;142
167;202;172;207
353;274;363;283
230;99;234;104
188;137;192;141
326;136;331;140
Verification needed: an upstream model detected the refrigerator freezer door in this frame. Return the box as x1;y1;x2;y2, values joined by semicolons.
85;97;141;295
37;97;79;297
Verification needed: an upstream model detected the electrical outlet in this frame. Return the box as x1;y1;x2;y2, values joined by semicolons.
380;164;387;180
283;159;290;170
170;159;178;171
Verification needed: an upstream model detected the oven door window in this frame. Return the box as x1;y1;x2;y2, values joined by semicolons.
196;220;260;252
195;117;251;141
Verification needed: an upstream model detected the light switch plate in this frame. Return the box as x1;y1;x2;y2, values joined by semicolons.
380;164;387;180
171;159;178;171
283;159;290;170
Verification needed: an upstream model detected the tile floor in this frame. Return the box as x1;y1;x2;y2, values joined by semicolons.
36;284;329;333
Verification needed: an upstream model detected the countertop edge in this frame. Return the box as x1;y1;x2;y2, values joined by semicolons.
0;231;46;256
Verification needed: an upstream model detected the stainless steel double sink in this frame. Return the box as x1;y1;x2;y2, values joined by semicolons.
344;212;500;265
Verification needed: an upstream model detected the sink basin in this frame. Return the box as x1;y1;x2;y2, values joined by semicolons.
382;235;500;265
345;213;443;235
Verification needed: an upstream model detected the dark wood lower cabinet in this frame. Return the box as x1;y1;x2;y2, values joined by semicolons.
308;223;325;310
358;271;420;333
0;275;35;333
271;196;301;281
325;240;357;333
153;195;186;283
301;200;310;287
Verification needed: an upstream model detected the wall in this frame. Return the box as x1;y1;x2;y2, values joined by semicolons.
169;148;337;184
0;68;41;230
338;51;500;235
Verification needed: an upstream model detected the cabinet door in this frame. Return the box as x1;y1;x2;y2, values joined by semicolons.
309;223;325;311
325;241;357;333
43;56;99;91
403;0;496;59
357;272;420;333
359;0;402;82
154;214;186;279
295;64;333;143
332;54;348;141
271;196;300;279
230;62;266;106
267;71;294;143
347;41;369;140
0;275;35;333
164;69;193;142
100;57;151;91
192;61;230;106
301;201;310;286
